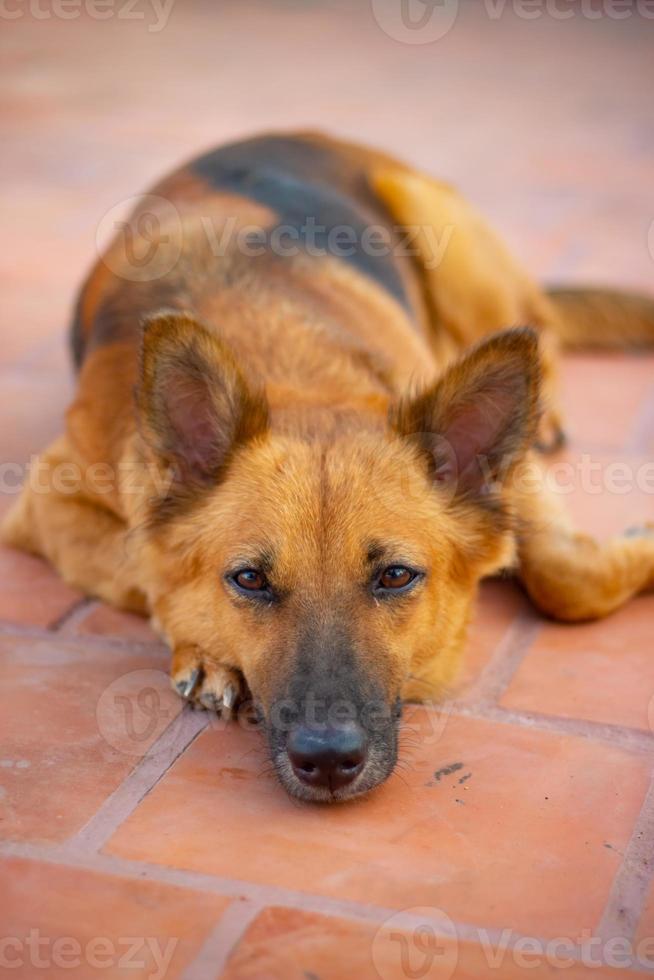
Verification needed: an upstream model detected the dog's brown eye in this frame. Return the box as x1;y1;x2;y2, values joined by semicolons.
378;566;415;590
234;569;267;592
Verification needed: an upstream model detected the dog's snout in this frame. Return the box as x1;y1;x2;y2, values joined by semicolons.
287;723;368;792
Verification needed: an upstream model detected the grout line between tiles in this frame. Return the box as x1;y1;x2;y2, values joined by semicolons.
50;597;93;633
596;772;654;945
442;701;654;756
0;619;166;654
180;899;263;980
61;708;208;856
2;841;653;974
460;611;542;705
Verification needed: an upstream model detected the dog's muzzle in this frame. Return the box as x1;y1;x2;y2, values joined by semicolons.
266;694;401;802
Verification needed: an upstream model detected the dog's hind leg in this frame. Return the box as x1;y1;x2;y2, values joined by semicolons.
1;436;147;613
513;458;654;621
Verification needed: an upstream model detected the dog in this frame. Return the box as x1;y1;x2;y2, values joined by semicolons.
3;132;653;802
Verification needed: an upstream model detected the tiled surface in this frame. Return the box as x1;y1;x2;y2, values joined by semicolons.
454;579;530;695
220;907;459;980
0;857;229;979
0;633;175;843
502;595;654;731
1;4;653;978
559;355;654;454
221;907;647;980
65;601;162;645
106;714;650;939
554;451;654;540
0;548;82;628
636;877;654;950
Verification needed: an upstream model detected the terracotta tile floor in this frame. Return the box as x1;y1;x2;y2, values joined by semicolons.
1;3;653;978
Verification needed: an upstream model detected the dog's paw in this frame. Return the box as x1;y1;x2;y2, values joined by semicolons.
171;645;246;718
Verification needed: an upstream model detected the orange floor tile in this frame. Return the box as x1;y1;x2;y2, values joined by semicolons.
1;3;653;978
1;857;229;979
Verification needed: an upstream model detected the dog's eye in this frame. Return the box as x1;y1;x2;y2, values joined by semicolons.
232;569;268;593
375;565;418;593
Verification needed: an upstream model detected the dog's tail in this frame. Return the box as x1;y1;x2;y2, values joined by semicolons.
546;286;654;351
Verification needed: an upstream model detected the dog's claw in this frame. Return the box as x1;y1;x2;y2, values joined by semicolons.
176;668;201;700
223;682;237;711
171;656;246;718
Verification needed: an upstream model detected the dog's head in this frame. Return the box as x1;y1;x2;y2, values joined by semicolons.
137;312;541;801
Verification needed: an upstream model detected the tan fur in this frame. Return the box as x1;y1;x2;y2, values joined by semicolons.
3;132;654;797
371;168;570;449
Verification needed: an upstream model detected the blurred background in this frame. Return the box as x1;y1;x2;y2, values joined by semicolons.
1;0;652;472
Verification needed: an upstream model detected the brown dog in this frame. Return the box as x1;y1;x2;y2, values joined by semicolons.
3;132;654;801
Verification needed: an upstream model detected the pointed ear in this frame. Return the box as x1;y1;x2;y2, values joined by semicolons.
137;311;268;484
391;328;541;499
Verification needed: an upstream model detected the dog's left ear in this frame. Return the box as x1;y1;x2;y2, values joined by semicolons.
137;311;269;483
391;328;541;499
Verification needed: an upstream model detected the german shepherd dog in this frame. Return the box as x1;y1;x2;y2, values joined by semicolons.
4;133;653;801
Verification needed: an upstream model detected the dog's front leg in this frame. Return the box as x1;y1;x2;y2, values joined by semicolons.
1;436;147;613
146;603;249;716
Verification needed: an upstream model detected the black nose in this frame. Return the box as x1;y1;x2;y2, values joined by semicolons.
286;723;368;792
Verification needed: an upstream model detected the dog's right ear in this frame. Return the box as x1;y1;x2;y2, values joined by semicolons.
137;311;269;484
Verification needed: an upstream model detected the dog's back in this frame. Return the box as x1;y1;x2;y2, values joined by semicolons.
69;129;654;457
72;133;430;378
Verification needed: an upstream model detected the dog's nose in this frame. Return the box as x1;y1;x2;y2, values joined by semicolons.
287;723;367;791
